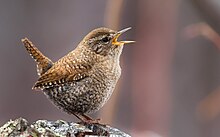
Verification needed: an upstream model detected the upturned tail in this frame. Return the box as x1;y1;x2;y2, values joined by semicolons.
21;38;53;77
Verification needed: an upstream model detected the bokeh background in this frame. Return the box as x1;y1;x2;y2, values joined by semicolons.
1;0;220;137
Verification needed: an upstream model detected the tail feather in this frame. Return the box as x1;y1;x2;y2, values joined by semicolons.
21;38;53;77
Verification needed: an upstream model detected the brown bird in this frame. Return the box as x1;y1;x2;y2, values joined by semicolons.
21;27;134;123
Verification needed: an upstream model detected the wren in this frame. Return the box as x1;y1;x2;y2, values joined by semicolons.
21;27;134;123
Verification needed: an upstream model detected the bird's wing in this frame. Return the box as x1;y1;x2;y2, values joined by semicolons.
33;56;92;90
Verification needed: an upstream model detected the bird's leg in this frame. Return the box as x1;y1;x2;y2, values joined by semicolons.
73;113;101;124
82;114;101;123
74;113;109;136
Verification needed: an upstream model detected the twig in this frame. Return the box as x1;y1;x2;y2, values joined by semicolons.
184;22;220;50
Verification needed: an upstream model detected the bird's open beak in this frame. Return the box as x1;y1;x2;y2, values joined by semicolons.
112;27;135;46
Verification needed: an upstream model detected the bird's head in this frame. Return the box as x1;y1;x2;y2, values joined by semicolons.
82;27;134;57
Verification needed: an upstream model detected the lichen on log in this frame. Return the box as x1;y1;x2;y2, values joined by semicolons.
0;118;130;137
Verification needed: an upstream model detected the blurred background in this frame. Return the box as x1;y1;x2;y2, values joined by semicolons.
2;0;220;137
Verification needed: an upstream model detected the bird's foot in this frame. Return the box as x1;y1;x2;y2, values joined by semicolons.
73;113;103;125
85;118;100;124
73;113;109;136
80;118;101;125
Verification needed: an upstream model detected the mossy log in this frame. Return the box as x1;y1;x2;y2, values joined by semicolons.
0;118;130;137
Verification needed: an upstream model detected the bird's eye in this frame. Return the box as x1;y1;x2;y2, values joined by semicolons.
101;36;110;43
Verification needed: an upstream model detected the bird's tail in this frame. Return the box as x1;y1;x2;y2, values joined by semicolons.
21;38;53;77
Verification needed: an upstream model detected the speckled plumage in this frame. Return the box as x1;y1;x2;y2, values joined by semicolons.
21;27;133;123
